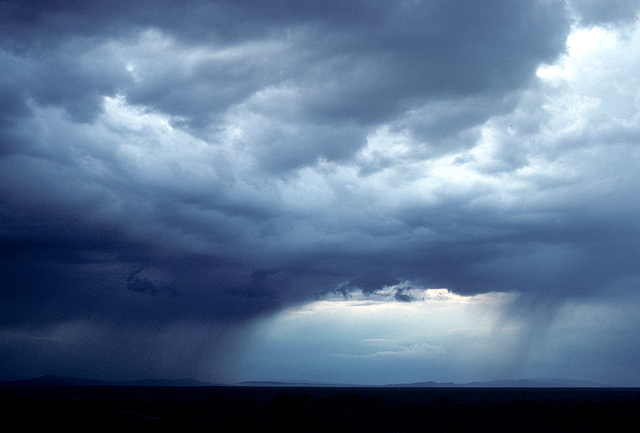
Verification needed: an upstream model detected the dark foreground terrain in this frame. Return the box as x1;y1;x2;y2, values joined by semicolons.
1;384;638;432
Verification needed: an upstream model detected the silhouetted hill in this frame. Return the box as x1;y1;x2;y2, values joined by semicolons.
386;378;609;388
0;375;112;386
387;381;457;387
237;380;360;387
0;375;610;388
124;378;211;386
464;378;608;387
0;375;213;387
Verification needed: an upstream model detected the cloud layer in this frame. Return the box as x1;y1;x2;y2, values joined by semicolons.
1;0;640;382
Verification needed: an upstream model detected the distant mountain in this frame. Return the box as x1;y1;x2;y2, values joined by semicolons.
386;378;609;388
213;377;610;388
385;381;457;388
1;375;610;388
0;375;113;386
236;380;361;387
123;378;213;386
237;381;317;387
464;378;609;388
0;375;215;387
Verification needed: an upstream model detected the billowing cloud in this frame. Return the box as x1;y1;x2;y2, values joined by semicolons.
1;0;640;383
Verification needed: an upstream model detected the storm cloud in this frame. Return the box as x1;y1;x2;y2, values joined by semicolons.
1;0;640;382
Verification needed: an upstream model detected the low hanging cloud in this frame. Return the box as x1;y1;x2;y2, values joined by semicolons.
1;0;640;381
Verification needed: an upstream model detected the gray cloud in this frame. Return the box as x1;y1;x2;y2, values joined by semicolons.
1;0;639;382
568;0;640;25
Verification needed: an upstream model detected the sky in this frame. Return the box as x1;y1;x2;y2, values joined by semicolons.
1;0;640;386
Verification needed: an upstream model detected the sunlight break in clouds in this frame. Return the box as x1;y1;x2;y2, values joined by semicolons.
236;19;640;386
238;288;510;384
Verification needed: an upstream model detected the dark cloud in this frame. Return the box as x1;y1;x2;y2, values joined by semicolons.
393;286;414;303
1;0;638;382
2;1;570;129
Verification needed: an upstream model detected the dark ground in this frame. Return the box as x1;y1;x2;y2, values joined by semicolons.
1;385;639;432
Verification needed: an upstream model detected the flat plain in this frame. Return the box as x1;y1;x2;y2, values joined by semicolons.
1;384;639;432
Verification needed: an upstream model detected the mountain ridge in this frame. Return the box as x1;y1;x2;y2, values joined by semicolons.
0;375;214;387
386;378;610;388
0;375;613;388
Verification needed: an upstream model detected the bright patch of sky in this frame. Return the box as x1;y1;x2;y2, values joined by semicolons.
234;21;640;386
238;286;640;386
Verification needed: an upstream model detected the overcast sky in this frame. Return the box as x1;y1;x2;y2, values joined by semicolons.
1;0;640;386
